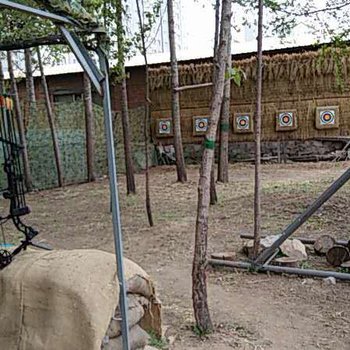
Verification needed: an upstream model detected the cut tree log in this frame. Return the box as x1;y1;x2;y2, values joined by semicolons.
326;246;350;267
341;261;350;268
274;257;299;268
314;235;336;255
211;252;236;261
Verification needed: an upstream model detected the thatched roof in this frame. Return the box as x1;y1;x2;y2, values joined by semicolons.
149;50;350;91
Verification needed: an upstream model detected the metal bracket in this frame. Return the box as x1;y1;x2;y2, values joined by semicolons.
59;26;104;95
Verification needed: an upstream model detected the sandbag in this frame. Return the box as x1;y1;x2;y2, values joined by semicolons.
123;260;162;338
0;249;119;350
124;259;155;299
107;295;149;338
0;250;162;350
102;325;150;350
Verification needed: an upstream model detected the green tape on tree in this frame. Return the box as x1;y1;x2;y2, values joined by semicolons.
220;122;230;131
204;138;215;150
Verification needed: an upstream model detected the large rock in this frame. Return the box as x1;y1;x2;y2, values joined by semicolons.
281;239;307;261
260;235;280;249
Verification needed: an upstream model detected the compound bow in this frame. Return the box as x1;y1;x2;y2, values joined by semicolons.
0;94;38;269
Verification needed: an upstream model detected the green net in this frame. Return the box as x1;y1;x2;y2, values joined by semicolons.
0;101;149;190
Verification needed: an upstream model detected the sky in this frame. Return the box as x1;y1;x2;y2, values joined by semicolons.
125;0;344;66
3;0;347;76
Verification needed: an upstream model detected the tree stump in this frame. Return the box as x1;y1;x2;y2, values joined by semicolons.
326;246;350;267
314;235;335;255
274;256;299;267
211;252;236;261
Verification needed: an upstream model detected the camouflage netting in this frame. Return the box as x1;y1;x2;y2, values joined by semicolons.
0;101;149;190
149;50;350;91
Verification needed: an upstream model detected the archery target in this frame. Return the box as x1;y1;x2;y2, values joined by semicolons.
237;115;250;130
195;118;208;132
233;113;253;133
279;112;293;127
276;110;297;131
193;116;209;135
320;110;335;125
315;106;339;129
157;119;172;136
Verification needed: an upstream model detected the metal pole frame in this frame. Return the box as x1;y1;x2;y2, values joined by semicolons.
0;0;77;25
209;259;350;281
255;167;350;264
0;1;131;349
97;47;130;350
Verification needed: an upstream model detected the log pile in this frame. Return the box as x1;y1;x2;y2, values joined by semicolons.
239;234;350;269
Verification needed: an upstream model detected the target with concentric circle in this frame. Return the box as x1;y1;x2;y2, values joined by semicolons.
236;115;250;130
195;118;209;133
320;110;335;125
158;120;172;135
279;112;293;127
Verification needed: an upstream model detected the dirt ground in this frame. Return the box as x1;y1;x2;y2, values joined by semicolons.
5;162;350;349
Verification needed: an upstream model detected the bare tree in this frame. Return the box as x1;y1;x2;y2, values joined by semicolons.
136;0;154;227
217;29;231;183
36;47;64;188
24;48;36;131
83;73;96;182
0;57;4;94
209;0;221;205
192;0;232;332
7;51;33;191
167;0;187;183
213;0;221;56
253;0;264;258
116;0;136;195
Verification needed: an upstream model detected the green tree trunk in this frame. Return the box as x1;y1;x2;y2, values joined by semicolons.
192;0;232;332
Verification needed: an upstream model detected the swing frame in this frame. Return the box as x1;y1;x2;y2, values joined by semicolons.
0;1;131;348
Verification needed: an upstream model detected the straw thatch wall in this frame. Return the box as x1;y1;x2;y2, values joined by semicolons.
149;50;350;144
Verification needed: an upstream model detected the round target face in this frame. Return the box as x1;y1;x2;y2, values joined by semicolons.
195;118;208;132
279;112;293;127
320;110;335;125
159;120;171;134
236;115;250;129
